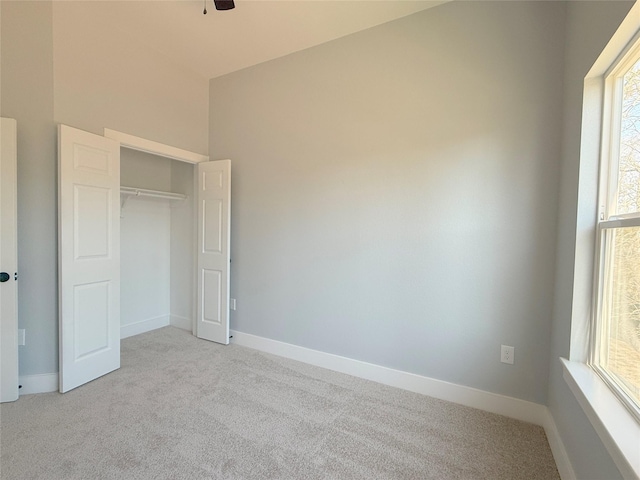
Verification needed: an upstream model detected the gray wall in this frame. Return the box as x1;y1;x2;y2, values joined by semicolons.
52;2;209;154
210;1;567;404
548;2;633;479
170;160;195;328
1;0;208;376
121;150;173;192
1;1;57;376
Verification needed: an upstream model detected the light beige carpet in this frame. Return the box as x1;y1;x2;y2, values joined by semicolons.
0;327;559;479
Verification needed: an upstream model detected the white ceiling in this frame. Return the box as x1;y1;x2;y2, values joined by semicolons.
75;1;445;79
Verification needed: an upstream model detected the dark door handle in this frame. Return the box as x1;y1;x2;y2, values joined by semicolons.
0;272;10;282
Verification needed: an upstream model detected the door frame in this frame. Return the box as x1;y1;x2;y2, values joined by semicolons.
103;129;209;335
104;129;209;165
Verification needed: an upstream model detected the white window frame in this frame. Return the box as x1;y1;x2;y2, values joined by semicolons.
562;3;640;479
590;38;640;423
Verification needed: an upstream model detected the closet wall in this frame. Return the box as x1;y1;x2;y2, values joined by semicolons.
169;159;195;332
120;149;194;338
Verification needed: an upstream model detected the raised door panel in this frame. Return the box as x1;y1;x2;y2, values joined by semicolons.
74;281;111;359
202;269;222;325
74;185;112;260
203;199;223;254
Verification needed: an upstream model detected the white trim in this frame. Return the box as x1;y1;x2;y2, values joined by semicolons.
103;129;209;164
230;330;547;426
599;216;640;229
562;358;640;480
170;315;192;332
19;373;58;395
588;3;640;79
121;315;170;339
543;409;577;480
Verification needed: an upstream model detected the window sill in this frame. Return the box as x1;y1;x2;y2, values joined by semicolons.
561;358;640;479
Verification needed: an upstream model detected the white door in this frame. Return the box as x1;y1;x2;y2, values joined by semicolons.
58;124;120;393
196;160;231;344
0;118;19;403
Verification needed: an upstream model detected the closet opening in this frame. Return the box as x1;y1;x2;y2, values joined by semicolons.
119;149;195;339
58;125;229;392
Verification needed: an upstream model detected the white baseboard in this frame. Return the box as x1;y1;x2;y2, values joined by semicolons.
230;330;547;426
543;409;576;480
121;314;170;339
170;314;192;333
19;373;58;395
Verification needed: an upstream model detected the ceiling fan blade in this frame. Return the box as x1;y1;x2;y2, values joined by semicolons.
214;0;235;10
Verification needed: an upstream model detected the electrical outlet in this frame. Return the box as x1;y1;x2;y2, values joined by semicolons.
18;329;25;346
230;298;236;311
501;345;514;364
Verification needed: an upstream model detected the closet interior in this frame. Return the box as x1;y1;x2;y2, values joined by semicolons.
119;148;195;339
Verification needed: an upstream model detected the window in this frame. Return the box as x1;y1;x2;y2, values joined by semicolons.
561;7;640;477
592;41;640;421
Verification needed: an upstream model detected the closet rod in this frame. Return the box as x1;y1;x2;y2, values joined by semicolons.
120;186;187;202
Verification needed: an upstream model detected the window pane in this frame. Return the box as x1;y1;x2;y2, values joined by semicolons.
618;60;640;215
601;226;640;406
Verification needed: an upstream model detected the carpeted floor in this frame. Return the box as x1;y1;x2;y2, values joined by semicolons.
0;327;560;479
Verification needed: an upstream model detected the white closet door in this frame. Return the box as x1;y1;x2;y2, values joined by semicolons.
196;160;230;344
0;118;19;403
58;124;120;393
